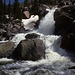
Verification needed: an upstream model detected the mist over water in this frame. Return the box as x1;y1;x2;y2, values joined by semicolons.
0;8;75;75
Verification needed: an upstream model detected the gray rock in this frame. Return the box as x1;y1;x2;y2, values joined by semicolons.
13;38;45;61
0;41;14;58
54;5;75;35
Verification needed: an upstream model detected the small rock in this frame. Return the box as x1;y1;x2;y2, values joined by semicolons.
25;33;40;39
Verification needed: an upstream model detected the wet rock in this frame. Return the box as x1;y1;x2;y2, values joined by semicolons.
33;69;51;75
22;68;52;75
54;5;75;35
61;34;75;52
60;22;75;52
13;38;45;61
0;70;6;75
54;5;75;52
60;5;75;20
25;33;40;39
68;66;75;69
0;41;14;58
38;4;49;19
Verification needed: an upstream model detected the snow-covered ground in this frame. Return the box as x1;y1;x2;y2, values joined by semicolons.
22;15;39;30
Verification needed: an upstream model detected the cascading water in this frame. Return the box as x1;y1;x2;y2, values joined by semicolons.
0;8;75;75
38;8;56;35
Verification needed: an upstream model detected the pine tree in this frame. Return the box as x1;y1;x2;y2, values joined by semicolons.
48;0;52;5
13;0;22;19
32;0;39;15
24;0;29;6
8;0;12;19
30;0;33;4
0;0;4;23
39;0;43;4
4;0;6;14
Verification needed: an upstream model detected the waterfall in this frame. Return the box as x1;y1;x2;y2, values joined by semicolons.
38;8;56;35
12;8;56;46
0;8;75;75
11;8;70;64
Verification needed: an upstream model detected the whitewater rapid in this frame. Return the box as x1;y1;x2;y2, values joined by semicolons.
0;8;75;75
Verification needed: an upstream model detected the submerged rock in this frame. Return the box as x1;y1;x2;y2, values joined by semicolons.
0;41;14;58
13;38;45;61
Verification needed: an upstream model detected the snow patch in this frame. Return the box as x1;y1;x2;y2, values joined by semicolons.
22;15;39;30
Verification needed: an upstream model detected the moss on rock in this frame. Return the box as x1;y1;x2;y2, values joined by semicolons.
0;41;14;58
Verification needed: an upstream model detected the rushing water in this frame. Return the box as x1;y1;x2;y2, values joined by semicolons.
38;8;55;35
0;8;75;75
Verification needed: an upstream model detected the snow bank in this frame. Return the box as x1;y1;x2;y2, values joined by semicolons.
22;15;39;30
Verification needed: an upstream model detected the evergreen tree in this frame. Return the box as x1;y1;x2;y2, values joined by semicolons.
13;0;22;19
0;0;4;23
30;0;33;4
32;0;39;15
4;0;6;14
39;0;43;4
8;0;12;19
24;0;29;6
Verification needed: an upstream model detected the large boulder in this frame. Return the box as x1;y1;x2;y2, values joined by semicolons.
60;22;75;52
54;5;75;52
0;41;14;58
13;38;45;61
54;5;75;35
